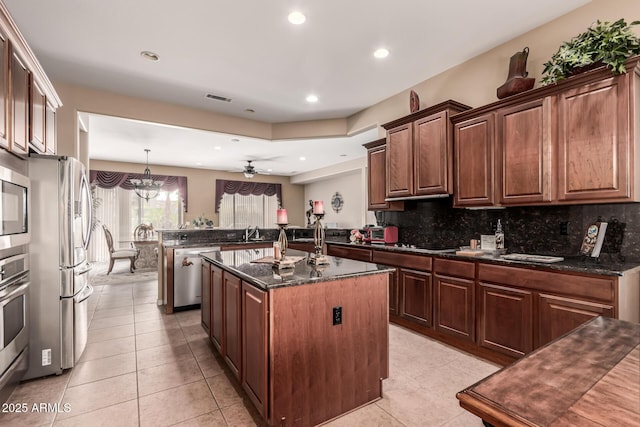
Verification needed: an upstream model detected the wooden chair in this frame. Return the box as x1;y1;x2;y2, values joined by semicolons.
102;224;139;275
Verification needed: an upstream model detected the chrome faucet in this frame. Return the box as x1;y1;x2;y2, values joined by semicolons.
245;225;259;242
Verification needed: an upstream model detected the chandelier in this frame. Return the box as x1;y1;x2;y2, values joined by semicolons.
130;149;163;202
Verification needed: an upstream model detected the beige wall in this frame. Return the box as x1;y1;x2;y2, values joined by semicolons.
90;160;306;227
52;0;640;216
347;0;640;135
304;170;367;229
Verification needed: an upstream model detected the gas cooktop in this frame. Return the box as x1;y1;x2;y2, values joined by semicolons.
393;243;457;254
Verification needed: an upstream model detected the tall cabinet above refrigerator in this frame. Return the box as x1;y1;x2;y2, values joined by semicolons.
25;155;94;380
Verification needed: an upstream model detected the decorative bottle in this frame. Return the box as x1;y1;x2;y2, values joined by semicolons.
495;219;505;250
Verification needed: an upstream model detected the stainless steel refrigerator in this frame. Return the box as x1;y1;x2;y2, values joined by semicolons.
25;155;94;379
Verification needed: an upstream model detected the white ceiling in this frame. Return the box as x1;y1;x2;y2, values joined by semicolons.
4;0;590;175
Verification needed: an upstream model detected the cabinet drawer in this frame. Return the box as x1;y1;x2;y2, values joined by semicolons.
326;245;371;262
372;250;432;271
478;263;615;302
434;258;475;279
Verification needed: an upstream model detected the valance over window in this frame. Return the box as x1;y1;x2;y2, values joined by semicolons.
90;170;189;212
214;179;282;212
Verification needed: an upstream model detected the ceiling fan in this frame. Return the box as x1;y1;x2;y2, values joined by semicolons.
243;160;257;179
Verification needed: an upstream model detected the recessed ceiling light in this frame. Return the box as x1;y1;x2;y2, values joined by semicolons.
373;48;389;59
196;162;203;166
299;156;306;161
244;108;255;113
306;94;318;103
140;50;159;61
214;146;222;150
288;11;306;25
267;169;273;172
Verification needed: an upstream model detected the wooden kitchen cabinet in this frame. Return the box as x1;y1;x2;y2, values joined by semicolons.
453;113;495;207
388;268;399;316
364;138;404;211
10;48;28;157
223;272;242;379
326;244;371;262
201;261;211;335
399;268;433;327
452;56;640;208
241;281;268;417
385;123;413;198
536;293;614;348
434;258;475;342
384;100;470;200
414;111;451;195
210;264;224;352
288;241;315;253
477;282;533;359
497;97;554;205
557;75;631;202
45;101;55;154
29;75;46;152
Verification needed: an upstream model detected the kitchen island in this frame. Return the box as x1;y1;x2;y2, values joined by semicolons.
200;248;393;426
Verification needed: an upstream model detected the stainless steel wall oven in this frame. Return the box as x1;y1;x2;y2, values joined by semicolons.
0;253;29;403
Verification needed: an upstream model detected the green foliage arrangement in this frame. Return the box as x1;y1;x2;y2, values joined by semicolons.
541;19;640;85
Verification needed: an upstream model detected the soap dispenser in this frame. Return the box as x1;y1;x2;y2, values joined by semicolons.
495;219;505;249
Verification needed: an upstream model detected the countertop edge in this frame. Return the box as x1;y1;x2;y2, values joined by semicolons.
326;241;639;276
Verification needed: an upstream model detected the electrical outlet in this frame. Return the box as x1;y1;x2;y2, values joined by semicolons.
333;306;342;325
560;221;569;235
42;349;51;366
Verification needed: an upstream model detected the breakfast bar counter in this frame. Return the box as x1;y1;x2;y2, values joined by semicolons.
199;248;393;426
456;316;640;426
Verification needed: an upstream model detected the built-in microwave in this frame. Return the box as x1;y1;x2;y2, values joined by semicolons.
0;165;29;249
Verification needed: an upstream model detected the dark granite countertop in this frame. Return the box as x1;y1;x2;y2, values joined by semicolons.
200;248;393;290
327;241;640;277
161;240;273;249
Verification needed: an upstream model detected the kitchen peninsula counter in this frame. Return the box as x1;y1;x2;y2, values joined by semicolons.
199;248;392;426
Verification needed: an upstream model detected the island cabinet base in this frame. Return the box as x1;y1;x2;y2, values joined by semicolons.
268;274;389;427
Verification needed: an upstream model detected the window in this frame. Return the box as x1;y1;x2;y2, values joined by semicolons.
89;186;183;262
218;193;278;229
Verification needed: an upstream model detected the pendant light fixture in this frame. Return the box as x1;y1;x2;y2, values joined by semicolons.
130;149;163;202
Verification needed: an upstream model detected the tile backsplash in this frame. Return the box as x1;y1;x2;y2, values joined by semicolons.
380;198;640;260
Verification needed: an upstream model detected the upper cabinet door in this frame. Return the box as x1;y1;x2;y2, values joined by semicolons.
557;75;630;202
45;101;56;154
365;140;403;211
0;31;7;150
454;114;495;207
386;123;414;198
10;49;28;157
29;75;46;152
414;111;450;195
497;97;554;205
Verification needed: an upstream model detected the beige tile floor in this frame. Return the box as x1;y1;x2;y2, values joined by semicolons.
0;265;499;426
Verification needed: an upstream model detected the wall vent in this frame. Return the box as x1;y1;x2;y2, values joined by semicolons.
205;93;232;102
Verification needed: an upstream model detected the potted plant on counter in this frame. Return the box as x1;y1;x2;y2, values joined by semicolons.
541;18;640;85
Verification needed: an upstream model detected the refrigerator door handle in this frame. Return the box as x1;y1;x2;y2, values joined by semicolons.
75;263;93;276
79;172;93;250
75;284;94;304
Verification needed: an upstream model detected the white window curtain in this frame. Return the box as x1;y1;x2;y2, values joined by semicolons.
218;193;279;229
88;187;183;262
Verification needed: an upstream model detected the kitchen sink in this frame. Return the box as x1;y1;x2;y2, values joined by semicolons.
501;253;565;263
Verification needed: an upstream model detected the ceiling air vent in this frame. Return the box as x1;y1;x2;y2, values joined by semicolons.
205;93;232;102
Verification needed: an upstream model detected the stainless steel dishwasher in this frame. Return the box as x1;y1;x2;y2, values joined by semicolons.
173;247;217;310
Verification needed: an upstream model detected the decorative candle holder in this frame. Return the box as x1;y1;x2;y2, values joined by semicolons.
308;213;329;265
278;224;288;260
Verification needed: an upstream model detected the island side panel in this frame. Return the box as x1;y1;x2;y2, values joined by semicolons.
269;273;389;427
